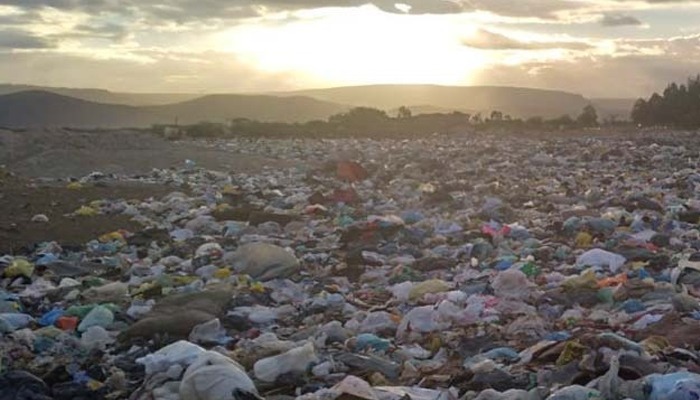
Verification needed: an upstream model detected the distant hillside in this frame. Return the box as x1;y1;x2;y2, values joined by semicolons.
0;84;199;106
0;91;350;128
146;94;349;124
280;84;592;118
590;98;636;121
0;84;637;128
0;91;165;128
388;104;477;117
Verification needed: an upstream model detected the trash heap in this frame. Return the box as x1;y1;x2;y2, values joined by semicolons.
5;132;700;400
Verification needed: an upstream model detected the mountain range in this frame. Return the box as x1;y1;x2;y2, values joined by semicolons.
0;83;636;128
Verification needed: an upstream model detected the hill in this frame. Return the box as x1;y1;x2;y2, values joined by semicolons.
0;91;350;128
0;84;199;106
146;94;349;124
0;91;164;128
279;84;593;118
0;85;637;128
590;98;636;121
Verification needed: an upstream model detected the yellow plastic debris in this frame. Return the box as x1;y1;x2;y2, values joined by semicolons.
425;334;443;353
66;182;83;190
574;232;593;248
5;259;34;278
250;281;266;293
237;275;250;288
172;276;198;286
213;268;232;280
222;184;241;195
132;282;158;297
86;379;104;390
75;206;98;217
418;183;436;193
556;340;586;366
214;203;232;212
408;279;450;301
631;261;649;270
368;372;390;386
562;269;598;291
99;231;125;243
641;335;671;355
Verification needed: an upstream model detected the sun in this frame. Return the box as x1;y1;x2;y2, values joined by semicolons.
216;5;489;87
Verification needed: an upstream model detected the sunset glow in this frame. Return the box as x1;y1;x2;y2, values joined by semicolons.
0;1;699;97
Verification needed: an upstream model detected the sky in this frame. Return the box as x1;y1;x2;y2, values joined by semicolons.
0;1;699;98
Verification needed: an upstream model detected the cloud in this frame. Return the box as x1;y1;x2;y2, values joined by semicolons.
0;49;307;92
0;0;466;21
462;28;592;50
600;13;643;26
1;0;699;24
68;22;130;41
459;0;590;18
471;34;700;98
0;29;54;48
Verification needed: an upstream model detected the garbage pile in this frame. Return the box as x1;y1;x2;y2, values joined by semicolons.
4;132;700;400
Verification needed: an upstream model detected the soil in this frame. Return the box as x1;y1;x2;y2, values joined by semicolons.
0;127;299;178
0;173;177;254
0;127;306;253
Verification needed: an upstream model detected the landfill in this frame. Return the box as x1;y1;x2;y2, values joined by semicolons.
3;131;700;399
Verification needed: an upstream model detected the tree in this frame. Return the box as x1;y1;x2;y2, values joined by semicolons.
328;107;391;134
526;116;543;128
631;75;700;128
397;106;412;119
329;107;389;127
490;110;503;122
577;104;598;127
549;114;575;129
631;98;648;126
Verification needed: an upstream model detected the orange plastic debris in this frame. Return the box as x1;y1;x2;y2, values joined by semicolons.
597;273;628;288
56;316;79;331
337;161;368;182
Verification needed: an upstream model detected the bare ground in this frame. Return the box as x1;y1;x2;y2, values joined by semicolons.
0;174;178;254
0;127;299;178
0;128;303;253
